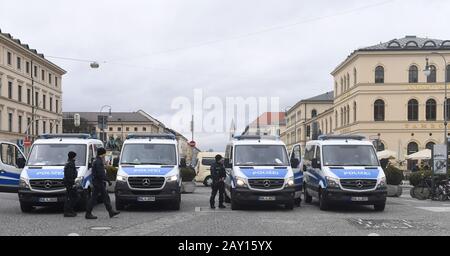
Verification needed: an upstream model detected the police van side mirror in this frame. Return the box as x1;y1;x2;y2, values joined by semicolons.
291;158;300;169
224;158;232;168
112;157;119;167
311;159;321;169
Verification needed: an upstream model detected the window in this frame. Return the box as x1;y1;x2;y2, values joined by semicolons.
126;127;130;132
34;66;37;77
18;85;22;102
335;82;338;96
48;74;52;84
56;124;59;133
374;99;385;121
42;95;46;110
55;77;58;87
49;123;53;134
426;99;437;121
49;97;53;111
353;68;357;85
329;117;332;131
353;101;357;123
408;99;419;121
27;118;31;135
409;65;418;83
347;73;350;89
41;70;45;81
109;127;113;132
427;65;436;83
35;92;39;107
8;81;12;99
447;65;450;83
134;127;138;132
117;127;122;132
42;121;46;134
55;99;59;113
18;116;22;133
306;125;311;137
17;57;21;70
8;113;13;132
347;105;350;124
375;66;384;83
426;142;435;150
311;109;317;118
407;142;419;170
27;89;31;105
445;99;450;121
7;52;12;65
35;121;39;135
26;62;30;73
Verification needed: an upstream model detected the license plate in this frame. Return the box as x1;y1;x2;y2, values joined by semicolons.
351;196;368;202
259;196;276;201
137;196;155;202
39;197;58;203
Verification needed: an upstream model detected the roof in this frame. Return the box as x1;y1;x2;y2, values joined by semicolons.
332;35;450;74
33;138;103;144
232;139;286;146
0;29;66;74
306;139;373;146
63;112;153;123
287;91;334;114
122;138;177;145
250;112;286;127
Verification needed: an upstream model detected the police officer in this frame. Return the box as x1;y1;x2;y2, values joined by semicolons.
210;154;226;209
63;151;78;217
85;147;120;219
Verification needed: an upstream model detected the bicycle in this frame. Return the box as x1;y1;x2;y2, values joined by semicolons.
411;176;450;201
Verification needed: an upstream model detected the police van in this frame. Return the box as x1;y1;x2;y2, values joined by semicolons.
223;135;298;210
0;141;26;193
302;135;387;211
114;133;182;210
18;134;103;212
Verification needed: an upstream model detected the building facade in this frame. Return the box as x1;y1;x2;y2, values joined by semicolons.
242;112;286;137
283;36;450;169
0;30;66;144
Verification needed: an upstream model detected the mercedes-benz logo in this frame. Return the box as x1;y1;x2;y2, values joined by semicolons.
355;180;364;189
142;178;151;186
44;180;52;189
263;180;271;188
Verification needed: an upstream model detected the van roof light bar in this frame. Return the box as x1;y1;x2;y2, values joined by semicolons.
126;133;176;140
234;135;279;141
318;135;365;141
39;133;92;139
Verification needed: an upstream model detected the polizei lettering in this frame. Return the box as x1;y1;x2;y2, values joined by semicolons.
343;171;371;176
252;170;278;175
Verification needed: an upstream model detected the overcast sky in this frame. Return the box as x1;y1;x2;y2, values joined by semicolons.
1;0;450;151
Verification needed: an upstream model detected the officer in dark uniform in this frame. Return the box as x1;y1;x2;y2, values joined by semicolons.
63;151;78;217
85;147;120;219
210;154;226;209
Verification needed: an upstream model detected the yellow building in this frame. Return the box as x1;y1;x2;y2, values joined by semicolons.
284;36;450;169
0;30;66;143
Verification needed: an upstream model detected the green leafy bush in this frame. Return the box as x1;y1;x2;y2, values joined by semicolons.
383;165;404;185
180;166;196;182
409;170;432;186
106;165;118;181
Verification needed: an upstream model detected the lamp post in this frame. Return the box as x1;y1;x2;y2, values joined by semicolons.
99;105;112;143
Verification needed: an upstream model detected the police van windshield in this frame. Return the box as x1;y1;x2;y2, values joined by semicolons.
121;144;177;165
27;144;87;166
322;145;379;166
234;145;289;166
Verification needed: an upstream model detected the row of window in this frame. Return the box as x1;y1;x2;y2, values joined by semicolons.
373;99;450;121
0;111;59;134
0;78;59;113
337;68;358;95
375;65;450;84
108;126;148;132
4;50;59;87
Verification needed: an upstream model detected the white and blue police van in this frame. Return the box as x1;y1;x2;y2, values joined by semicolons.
114;133;182;211
223;135;297;210
0;141;26;193
18;134;103;213
302;135;387;211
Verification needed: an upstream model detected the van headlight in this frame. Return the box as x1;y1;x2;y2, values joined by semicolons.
326;176;340;188
19;177;30;189
236;177;247;187
167;175;178;182
378;177;387;189
286;177;295;187
116;175;128;182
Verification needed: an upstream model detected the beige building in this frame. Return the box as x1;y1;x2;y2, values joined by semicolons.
242;112;286;137
0;30;66;144
284;35;450;169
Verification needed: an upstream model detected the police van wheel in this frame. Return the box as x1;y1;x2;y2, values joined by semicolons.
203;176;213;187
319;191;329;211
115;199;124;211
374;202;386;212
304;185;312;204
20;202;33;213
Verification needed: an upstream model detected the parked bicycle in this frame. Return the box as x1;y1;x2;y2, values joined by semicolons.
411;176;450;201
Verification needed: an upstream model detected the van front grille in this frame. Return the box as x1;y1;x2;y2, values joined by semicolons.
128;177;165;189
248;179;284;190
30;179;65;191
340;179;377;190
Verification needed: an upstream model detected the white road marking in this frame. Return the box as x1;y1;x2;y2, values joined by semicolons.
416;207;450;212
368;233;380;236
90;226;112;231
195;206;235;213
67;233;80;236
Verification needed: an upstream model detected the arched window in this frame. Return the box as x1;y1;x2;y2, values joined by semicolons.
427;65;436;83
341;108;344;126
335;111;338;128
375;66;384;83
409;65;418;83
426;99;437;121
347;105;350;124
426;142;435;150
340;78;344;93
446;65;450;83
445;98;450;121
311;109;317;118
353;101;357;123
407;142;419;171
408;99;419;121
374;99;385;121
329;117;332;131
353;68;357;85
325;119;328;134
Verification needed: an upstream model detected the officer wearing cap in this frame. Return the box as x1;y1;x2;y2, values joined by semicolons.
85;147;120;219
210;154;226;209
63;151;78;217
